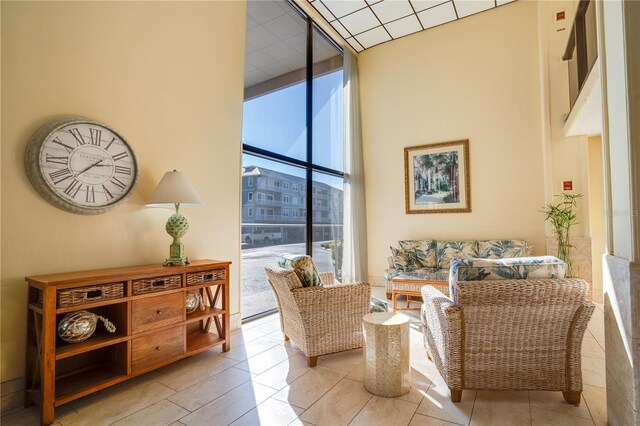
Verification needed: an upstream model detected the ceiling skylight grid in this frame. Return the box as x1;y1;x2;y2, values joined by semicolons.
307;0;517;52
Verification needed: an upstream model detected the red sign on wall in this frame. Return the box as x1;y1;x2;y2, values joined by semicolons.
563;181;573;191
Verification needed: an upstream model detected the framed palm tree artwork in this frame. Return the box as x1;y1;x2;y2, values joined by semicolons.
404;139;471;214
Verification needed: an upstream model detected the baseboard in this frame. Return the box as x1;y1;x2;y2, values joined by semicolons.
1;377;24;415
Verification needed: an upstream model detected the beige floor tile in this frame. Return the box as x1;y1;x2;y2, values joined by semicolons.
231;327;267;347
350;396;419;426
316;348;363;373
156;349;238;391
60;382;175;426
583;384;607;426
242;315;280;331
416;378;475;425
288;419;315;426
528;390;592;419
409;413;461;426
273;365;346;409
168;366;252;411
252;319;283;334
582;356;607;389
181;381;277;426
169;422;186;426
235;344;300;375
582;336;605;360
300;378;372;426
112;399;189;426
530;406;595;425
68;370;163;412
253;353;313;390
397;366;433;405
470;390;530;426
2;405;76;426
345;360;365;382
220;336;282;362
229;397;304;426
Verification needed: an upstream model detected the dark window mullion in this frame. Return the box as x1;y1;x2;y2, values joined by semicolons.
305;17;313;256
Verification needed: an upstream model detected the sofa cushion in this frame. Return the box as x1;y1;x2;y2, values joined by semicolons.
278;254;324;288
437;241;478;269
398;240;437;268
390;246;426;271
393;268;450;282
476;240;532;259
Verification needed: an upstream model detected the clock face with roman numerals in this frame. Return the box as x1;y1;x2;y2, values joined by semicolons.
25;117;139;215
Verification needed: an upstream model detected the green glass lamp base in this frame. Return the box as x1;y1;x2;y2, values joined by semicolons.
164;242;190;266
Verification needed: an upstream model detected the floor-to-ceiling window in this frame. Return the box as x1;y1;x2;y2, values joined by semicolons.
241;0;343;320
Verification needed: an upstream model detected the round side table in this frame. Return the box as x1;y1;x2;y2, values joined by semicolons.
362;312;410;397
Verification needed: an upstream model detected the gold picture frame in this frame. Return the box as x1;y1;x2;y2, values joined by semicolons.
404;139;471;214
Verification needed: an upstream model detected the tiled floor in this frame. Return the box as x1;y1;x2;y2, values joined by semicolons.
2;288;608;426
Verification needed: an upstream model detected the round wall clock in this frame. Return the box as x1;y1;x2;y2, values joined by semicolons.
25;117;139;215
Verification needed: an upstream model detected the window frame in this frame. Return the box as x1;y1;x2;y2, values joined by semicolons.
242;0;344;256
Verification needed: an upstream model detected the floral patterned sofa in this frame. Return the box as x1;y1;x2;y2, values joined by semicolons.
384;239;532;298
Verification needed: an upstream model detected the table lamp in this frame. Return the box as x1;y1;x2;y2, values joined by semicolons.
146;170;202;266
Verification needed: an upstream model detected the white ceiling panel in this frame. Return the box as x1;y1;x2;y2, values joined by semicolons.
355;26;391;48
322;0;368;18
308;0;517;51
312;1;337;22
385;14;423;38
346;37;365;52
417;2;457;29
247;0;286;24
453;0;495;18
409;0;449;13
371;0;414;24
339;7;381;35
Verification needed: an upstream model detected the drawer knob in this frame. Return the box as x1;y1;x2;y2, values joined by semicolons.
157;310;162;315
155;346;161;351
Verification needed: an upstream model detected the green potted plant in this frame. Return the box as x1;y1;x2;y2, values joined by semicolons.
542;193;583;277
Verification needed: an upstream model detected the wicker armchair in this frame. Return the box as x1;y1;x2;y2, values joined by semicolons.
421;278;595;404
264;266;371;367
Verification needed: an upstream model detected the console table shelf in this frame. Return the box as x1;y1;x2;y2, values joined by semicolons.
25;259;231;425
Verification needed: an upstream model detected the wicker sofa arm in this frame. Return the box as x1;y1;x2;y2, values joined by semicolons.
567;300;596;392
421;286;463;389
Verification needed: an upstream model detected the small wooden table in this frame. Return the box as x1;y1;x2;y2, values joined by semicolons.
391;277;449;312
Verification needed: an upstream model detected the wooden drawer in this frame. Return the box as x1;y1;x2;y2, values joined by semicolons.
132;274;182;295
131;325;184;372
131;292;183;334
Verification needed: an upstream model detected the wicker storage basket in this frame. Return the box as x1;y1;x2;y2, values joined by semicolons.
186;268;226;286
42;282;125;308
132;274;182;295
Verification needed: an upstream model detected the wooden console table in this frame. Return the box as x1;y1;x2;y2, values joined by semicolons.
25;259;230;425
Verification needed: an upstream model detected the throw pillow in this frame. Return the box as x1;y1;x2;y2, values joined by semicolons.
398;240;437;268
278;254;324;288
390;246;423;271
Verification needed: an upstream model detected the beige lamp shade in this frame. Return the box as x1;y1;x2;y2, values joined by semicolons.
146;170;202;207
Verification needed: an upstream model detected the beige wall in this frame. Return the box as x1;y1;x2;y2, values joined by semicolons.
358;1;546;282
0;1;246;383
588;136;605;302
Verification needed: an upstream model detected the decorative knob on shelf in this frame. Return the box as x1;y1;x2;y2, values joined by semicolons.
157;310;162;315
156;346;161;351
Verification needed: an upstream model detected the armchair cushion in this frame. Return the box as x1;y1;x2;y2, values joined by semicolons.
449;256;567;297
393;268;450;282
398;240;437;268
278;254;324;288
390;246;424;271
